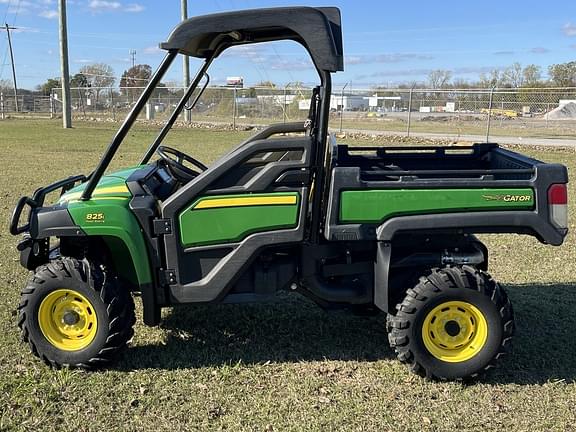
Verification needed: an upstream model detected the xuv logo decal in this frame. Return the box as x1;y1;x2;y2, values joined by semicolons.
482;194;532;202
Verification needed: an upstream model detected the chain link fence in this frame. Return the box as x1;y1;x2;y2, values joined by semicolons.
2;86;575;142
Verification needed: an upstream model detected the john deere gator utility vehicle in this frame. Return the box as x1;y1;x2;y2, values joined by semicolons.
11;7;568;380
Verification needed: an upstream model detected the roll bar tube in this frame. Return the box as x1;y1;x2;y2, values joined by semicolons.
81;51;178;201
140;57;214;165
308;69;332;243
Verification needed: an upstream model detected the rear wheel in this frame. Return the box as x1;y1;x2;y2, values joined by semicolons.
387;265;513;380
17;257;135;369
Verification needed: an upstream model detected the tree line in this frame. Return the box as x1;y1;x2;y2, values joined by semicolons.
423;61;576;89
1;60;574;99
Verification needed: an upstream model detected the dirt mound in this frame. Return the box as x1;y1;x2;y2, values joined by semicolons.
545;102;576;120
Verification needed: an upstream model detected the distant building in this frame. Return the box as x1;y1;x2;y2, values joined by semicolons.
330;95;368;111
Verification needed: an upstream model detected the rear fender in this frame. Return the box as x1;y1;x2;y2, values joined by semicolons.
374;228;489;314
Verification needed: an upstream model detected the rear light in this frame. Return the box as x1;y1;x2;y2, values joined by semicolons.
548;183;568;229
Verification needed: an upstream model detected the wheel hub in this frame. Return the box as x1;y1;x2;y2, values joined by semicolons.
421;300;488;363
62;311;80;325
444;320;461;337
38;289;98;351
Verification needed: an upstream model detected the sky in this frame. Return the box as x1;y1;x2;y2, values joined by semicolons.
1;0;576;90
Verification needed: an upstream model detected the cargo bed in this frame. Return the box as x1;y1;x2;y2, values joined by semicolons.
324;142;568;245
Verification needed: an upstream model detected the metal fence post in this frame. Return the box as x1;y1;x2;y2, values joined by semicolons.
406;86;414;137
340;82;349;133
1;92;4;120
485;86;495;143
110;87;115;121
233;86;237;129
283;85;287;124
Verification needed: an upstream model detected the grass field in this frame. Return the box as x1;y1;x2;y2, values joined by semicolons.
0;119;575;431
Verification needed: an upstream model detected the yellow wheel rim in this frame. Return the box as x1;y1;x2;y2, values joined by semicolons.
422;301;488;363
38;289;98;351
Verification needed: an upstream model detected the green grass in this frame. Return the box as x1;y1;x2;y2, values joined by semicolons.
0;119;575;431
143;112;576;140
335;118;576;139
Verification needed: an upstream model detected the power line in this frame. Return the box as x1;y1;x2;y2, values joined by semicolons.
1;0;11;27
0;0;18;81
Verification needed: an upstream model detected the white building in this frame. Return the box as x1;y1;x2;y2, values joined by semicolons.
330;95;368;111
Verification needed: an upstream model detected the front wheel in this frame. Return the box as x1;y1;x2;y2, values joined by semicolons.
387;265;514;380
17;257;135;369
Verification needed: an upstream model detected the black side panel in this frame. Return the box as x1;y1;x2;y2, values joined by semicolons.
167;200;307;303
376;211;566;246
32;206;85;238
161;136;312;304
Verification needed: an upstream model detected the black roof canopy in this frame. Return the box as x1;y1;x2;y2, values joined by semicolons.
160;6;344;72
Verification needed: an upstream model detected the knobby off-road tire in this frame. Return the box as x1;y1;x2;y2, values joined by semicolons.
17;257;136;369
387;265;514;380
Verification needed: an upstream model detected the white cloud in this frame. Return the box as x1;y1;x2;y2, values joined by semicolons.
89;0;121;11
270;58;314;71
530;47;550;54
563;23;576;36
226;45;269;63
124;3;144;13
11;26;39;33
143;45;162;55
88;1;144;13
346;53;434;66
493;51;515;56
73;58;94;64
39;9;58;19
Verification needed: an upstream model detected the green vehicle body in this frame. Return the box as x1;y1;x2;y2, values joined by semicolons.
54;174;541;295
339;188;534;223
59;167;152;287
9;6;569;379
179;192;301;247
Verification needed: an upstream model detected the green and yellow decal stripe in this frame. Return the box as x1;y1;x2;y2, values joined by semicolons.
180;192;300;247
340;188;534;223
193;194;297;209
60;185;131;202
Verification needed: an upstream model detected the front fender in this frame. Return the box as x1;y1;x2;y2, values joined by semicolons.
67;198;152;286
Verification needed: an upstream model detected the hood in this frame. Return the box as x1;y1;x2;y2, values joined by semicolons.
59;166;143;203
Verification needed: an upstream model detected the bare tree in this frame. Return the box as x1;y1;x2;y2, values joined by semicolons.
254;80;277;88
479;69;502;88
522;64;542;87
0;79;12;94
502;62;524;88
427;69;452;89
79;63;115;103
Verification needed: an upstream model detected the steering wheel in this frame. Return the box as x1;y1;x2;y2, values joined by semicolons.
157;145;208;183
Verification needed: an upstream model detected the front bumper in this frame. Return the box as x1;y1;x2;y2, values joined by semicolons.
10;175;86;236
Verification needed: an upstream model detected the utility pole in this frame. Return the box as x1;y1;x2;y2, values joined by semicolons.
58;0;72;128
181;0;191;123
129;49;136;68
2;24;19;112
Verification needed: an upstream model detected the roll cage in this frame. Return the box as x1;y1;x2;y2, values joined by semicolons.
81;6;344;205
